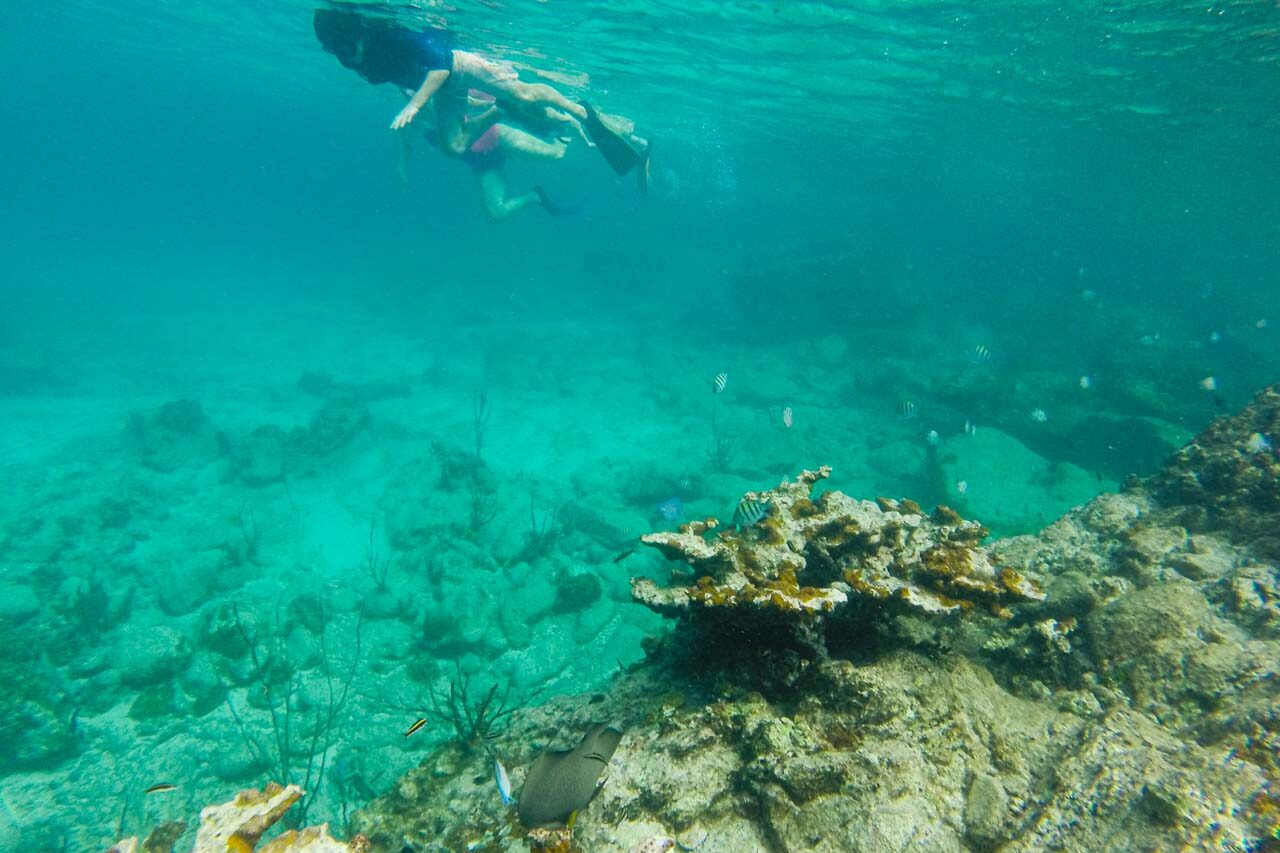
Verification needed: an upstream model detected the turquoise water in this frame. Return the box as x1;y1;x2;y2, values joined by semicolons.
2;1;1278;849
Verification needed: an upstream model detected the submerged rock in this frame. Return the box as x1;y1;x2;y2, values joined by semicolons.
303;397;371;457
115;624;194;688
230;425;289;486
0;583;40;624
1150;383;1280;558
351;649;1271;851
226;397;370;487
551;571;602;616
0;699;79;772
128;399;223;473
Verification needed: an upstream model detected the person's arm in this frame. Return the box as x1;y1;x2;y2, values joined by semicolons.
469;104;500;125
391;69;450;129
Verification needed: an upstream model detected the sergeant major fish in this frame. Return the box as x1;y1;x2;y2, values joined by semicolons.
733;497;770;529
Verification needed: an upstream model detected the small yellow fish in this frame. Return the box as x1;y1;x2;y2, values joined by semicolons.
404;718;428;737
145;783;177;795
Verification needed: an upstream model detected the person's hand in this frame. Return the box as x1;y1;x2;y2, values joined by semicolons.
391;104;419;130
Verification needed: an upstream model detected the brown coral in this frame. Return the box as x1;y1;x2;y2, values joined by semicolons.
526;827;575;852
108;783;366;853
632;468;1043;624
196;783;304;852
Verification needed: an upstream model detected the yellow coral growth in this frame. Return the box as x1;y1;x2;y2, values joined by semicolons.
633;468;1044;624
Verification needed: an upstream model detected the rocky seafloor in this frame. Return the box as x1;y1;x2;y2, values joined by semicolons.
118;385;1280;852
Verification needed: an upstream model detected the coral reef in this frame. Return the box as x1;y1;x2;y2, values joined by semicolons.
110;783;369;853
346;388;1280;852
632;467;1043;644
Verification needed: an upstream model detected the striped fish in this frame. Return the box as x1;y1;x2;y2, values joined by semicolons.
897;400;918;419
712;372;728;394
145;783;177;795
733;498;770;529
971;344;991;364
404;718;427;737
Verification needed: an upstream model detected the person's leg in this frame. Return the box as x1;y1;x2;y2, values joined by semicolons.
504;80;587;120
452;52;589;129
474;168;541;221
495;125;567;161
432;91;475;156
533;108;593;146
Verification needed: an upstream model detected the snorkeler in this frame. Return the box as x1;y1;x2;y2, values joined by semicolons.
314;8;584;143
313;6;650;180
431;89;571;221
393;87;569;220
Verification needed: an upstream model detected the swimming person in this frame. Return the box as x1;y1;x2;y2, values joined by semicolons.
402;89;571;221
450;90;573;220
313;5;651;180
314;6;589;148
461;123;569;220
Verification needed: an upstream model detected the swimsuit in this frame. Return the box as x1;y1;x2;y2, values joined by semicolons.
460;125;504;171
353;27;454;90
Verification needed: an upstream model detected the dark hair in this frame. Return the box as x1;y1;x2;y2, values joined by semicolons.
313;8;366;63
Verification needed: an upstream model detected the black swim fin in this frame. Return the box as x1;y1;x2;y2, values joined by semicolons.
580;102;643;177
533;185;577;216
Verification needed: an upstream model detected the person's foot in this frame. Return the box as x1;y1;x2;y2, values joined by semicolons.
533;185;564;215
569;118;595;148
